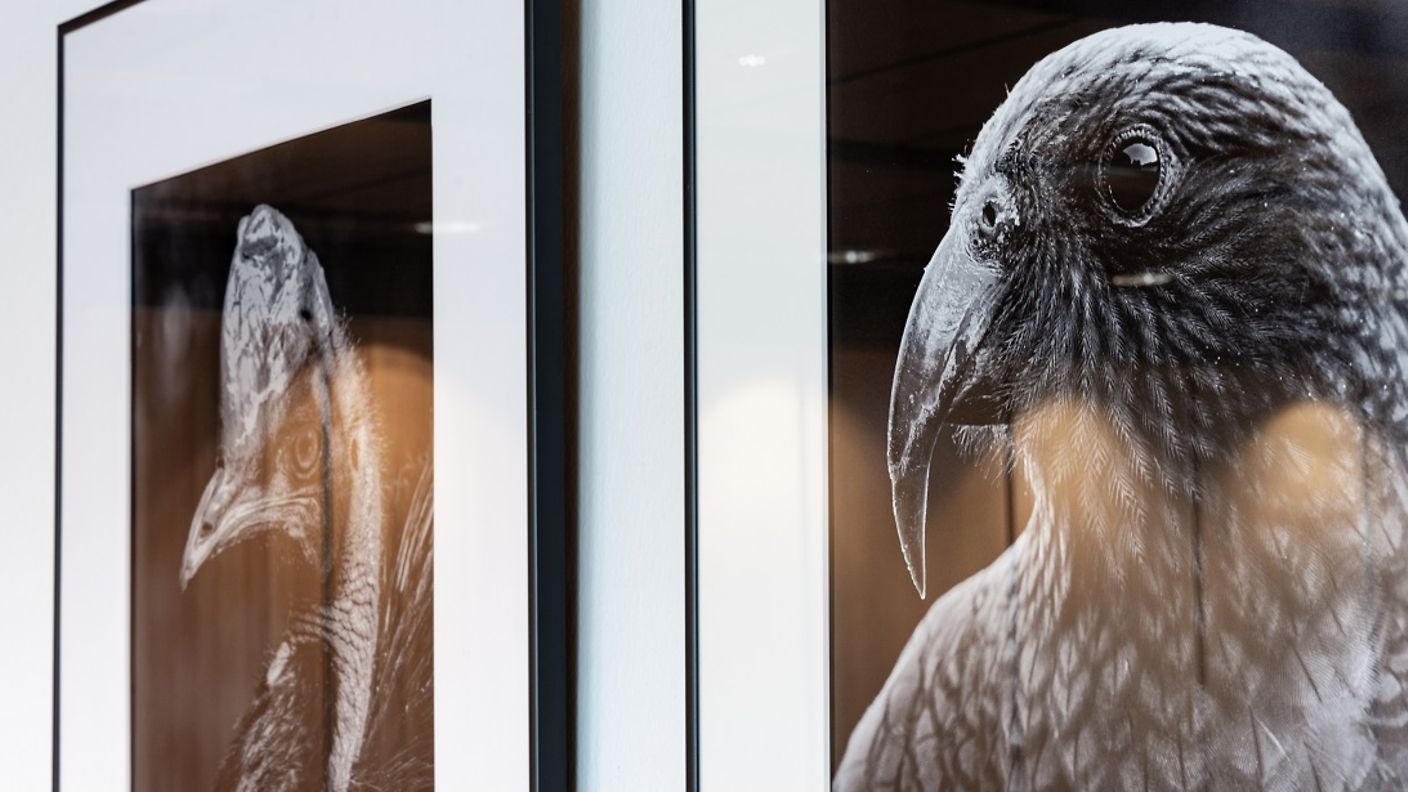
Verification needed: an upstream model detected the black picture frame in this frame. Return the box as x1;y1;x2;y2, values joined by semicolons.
55;1;571;789
681;2;700;792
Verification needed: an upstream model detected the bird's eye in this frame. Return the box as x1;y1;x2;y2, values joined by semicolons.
290;426;320;476
1100;128;1166;221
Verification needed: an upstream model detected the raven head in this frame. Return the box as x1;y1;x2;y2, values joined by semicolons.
181;205;337;590
888;22;1408;597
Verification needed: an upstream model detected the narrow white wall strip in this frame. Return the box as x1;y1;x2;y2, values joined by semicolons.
577;0;687;789
697;0;830;786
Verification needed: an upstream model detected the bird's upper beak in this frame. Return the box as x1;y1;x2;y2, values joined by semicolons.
181;465;235;590
887;226;1004;598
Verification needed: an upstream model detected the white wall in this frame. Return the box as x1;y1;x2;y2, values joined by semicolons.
696;0;829;785
0;1;95;788
576;0;687;789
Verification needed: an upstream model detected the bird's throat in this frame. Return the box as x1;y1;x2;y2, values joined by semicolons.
1008;399;1388;785
315;341;385;792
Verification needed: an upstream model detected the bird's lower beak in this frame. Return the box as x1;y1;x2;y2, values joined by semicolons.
178;549;201;591
887;229;1003;599
181;468;227;591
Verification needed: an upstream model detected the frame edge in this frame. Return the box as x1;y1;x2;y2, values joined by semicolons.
682;0;700;789
528;0;572;789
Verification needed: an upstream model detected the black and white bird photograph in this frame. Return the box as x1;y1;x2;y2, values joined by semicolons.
130;103;435;791
826;2;1408;789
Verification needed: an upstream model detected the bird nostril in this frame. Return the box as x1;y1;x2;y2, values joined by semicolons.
981;200;999;229
200;520;215;537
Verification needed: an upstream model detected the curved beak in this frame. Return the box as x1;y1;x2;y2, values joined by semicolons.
886;228;1003;598
181;465;233;590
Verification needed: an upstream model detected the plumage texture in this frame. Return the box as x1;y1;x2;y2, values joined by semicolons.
182;206;432;791
838;23;1408;791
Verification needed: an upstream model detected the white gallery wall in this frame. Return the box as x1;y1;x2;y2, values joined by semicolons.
0;1;98;789
576;0;687;789
695;0;829;785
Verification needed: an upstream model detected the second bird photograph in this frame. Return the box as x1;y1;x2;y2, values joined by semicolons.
131;102;435;792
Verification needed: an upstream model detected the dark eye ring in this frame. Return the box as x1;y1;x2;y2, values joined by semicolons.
1098;126;1170;223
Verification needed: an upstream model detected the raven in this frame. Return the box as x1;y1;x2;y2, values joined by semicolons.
837;22;1408;791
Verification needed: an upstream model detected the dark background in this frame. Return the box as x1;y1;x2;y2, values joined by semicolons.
826;0;1408;765
131;102;434;791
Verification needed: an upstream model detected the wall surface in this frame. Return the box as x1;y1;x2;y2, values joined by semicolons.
575;0;687;789
695;0;829;784
0;1;92;788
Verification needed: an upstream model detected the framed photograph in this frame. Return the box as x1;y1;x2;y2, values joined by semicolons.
693;0;1408;788
56;1;566;790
